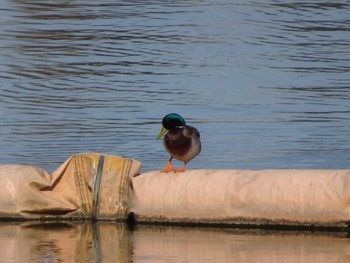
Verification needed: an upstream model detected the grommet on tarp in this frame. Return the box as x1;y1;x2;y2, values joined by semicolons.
92;155;105;221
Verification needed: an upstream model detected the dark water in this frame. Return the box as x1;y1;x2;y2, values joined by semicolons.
0;1;350;262
0;222;349;263
0;0;349;172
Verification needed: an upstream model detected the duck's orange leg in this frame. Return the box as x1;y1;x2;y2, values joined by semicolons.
161;157;176;173
175;163;186;173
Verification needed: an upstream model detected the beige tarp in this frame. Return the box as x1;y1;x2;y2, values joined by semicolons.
130;169;350;228
1;154;350;228
0;153;140;220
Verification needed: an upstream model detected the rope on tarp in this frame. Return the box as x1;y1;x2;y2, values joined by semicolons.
92;155;105;221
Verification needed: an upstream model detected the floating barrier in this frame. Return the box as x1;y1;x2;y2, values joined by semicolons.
0;153;140;220
1;153;350;230
130;169;350;230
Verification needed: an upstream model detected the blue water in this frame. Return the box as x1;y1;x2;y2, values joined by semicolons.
1;0;350;172
1;1;350;263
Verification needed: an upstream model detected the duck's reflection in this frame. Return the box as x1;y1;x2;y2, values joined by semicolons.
0;222;350;263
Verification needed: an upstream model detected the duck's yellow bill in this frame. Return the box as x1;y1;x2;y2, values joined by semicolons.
156;126;167;139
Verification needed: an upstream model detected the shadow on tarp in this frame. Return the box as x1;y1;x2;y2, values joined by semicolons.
126;212;350;233
0;222;350;263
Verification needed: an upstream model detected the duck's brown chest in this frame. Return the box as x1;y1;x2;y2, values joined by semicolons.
164;129;192;157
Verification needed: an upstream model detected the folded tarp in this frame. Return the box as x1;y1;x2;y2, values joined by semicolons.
130;169;350;228
0;153;140;220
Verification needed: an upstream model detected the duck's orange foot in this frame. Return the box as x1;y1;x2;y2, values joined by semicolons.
161;161;176;173
175;164;186;173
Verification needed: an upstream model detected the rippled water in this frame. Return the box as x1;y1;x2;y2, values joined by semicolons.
0;0;350;172
0;1;350;261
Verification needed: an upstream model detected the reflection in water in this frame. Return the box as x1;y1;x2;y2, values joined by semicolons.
0;222;350;263
132;226;350;263
0;222;131;263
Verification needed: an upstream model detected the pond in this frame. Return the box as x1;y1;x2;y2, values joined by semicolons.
0;0;349;172
0;0;350;262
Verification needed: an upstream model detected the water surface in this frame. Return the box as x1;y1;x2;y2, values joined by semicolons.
1;222;350;263
0;1;350;262
0;0;349;172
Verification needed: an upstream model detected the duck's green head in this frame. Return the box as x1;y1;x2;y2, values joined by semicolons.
156;113;186;139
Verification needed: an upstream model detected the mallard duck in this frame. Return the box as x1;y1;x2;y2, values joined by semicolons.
156;113;201;173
